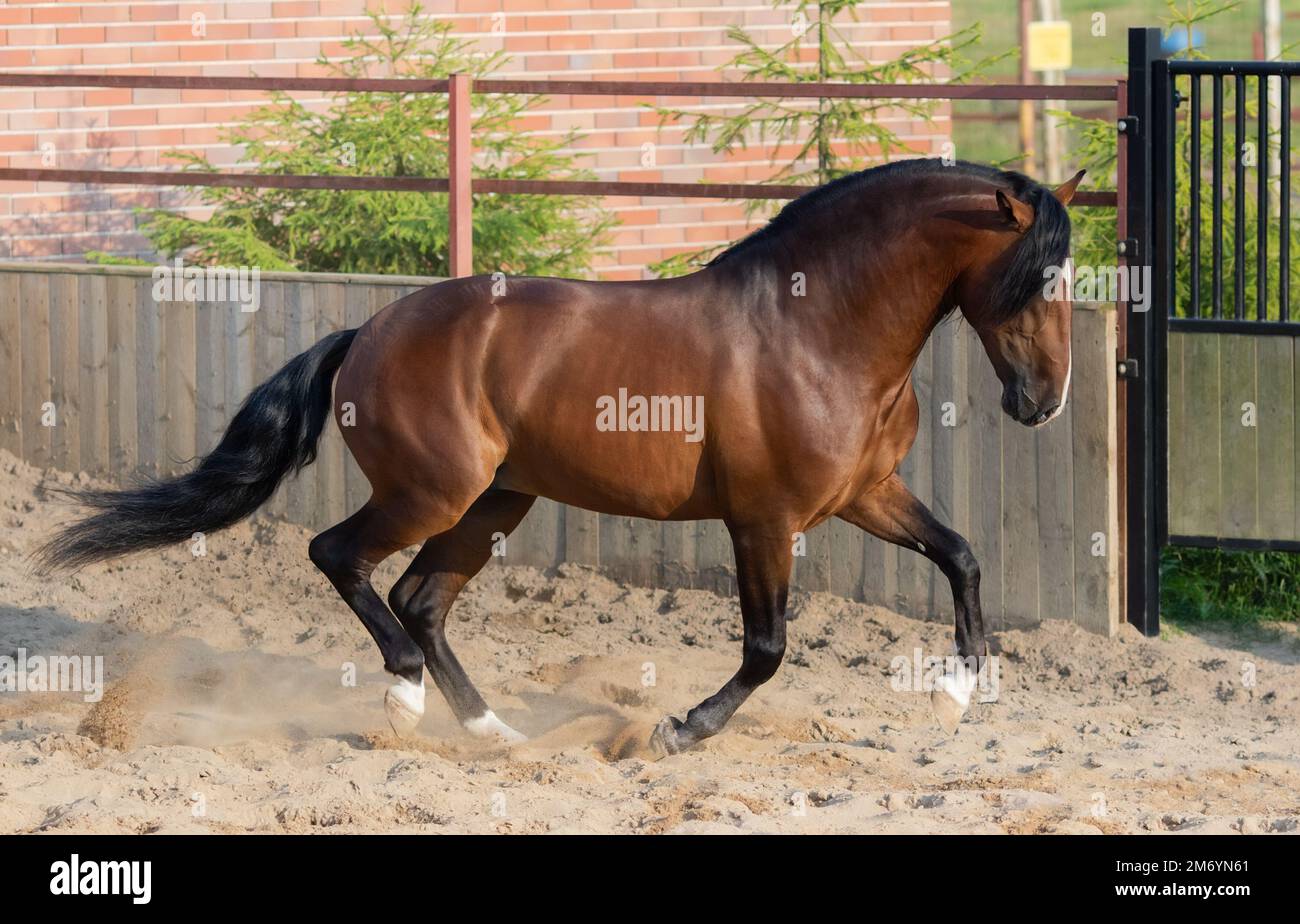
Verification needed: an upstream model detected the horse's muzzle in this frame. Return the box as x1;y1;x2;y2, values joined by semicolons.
1002;382;1061;428
1023;402;1061;427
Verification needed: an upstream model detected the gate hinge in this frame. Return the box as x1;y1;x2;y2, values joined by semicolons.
1117;116;1138;135
1117;238;1139;258
1117;358;1140;380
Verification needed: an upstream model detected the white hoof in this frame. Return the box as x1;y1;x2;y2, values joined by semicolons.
384;677;425;736
930;665;976;735
463;710;527;744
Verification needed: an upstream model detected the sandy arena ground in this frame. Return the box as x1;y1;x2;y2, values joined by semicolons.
1;450;1298;834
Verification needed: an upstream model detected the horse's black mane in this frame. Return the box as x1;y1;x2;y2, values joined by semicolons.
708;158;1071;324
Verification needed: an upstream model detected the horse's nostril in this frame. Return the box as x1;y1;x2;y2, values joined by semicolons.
1030;402;1060;425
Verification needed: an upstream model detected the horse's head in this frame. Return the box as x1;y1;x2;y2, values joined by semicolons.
956;170;1084;428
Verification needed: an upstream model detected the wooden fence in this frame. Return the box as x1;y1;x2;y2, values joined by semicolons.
1167;331;1300;542
0;262;1120;635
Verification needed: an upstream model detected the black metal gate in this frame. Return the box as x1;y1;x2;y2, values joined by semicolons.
1125;27;1299;635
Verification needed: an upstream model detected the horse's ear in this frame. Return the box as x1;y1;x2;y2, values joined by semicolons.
995;189;1035;233
1053;169;1086;206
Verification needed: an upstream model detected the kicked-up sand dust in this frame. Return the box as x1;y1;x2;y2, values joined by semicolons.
1;449;1297;834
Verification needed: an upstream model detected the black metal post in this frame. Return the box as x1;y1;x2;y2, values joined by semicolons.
1125;27;1167;637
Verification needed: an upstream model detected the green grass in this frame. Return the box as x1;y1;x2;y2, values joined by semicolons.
1162;546;1300;624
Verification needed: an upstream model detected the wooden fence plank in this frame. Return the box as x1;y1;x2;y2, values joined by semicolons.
632;516;666;586
1036;362;1076;623
1000;352;1039;628
659;519;695;589
0;274;21;458
18;273;51;469
1218;335;1258;538
793;520;831;594
105;276;137;477
1294;345;1300;544
195;302;228;457
134;278;164;476
1255;336;1295;540
163;297;198;479
694;520;734;597
256;282;288;517
512;498;563;569
314;282;349;531
564;507;600;568
1071;306;1119;635
827;517;864;601
225;290;256;458
342;284;374;515
1166;330;1188;535
860;531;895;609
283;284;317;527
77;274;109;473
1177;332;1223;537
48;274;80;472
599;514;656;586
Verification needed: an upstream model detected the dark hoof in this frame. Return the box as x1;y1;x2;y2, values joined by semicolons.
648;715;684;759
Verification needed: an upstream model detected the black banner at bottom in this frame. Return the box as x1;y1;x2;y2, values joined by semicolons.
0;834;1281;909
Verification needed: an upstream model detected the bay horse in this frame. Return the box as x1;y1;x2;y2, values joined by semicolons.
39;159;1084;755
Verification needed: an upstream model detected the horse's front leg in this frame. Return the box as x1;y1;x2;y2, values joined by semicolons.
650;524;792;757
838;473;986;733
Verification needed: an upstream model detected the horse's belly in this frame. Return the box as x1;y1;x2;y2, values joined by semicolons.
494;430;713;520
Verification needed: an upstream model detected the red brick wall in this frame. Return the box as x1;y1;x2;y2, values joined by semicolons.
0;0;953;277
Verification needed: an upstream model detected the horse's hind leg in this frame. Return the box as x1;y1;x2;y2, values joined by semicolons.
388;489;536;742
650;524;792;756
309;498;464;735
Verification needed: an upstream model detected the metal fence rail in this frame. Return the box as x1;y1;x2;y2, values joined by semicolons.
0;71;1121;275
1165;59;1297;331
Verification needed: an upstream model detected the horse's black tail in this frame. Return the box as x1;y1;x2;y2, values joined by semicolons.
36;328;358;571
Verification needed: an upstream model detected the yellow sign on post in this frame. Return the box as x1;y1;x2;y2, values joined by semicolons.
1027;21;1072;72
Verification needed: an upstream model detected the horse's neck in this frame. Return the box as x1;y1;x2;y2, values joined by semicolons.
703;179;971;371
771;239;953;367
